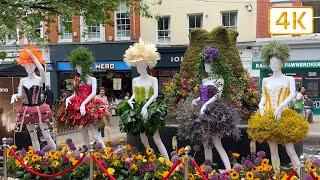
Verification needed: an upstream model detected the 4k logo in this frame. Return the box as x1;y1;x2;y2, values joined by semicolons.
270;7;313;35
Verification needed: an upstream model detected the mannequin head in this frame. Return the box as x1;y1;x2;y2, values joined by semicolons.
204;63;213;73
76;65;82;74
269;57;282;72
24;63;36;74
136;62;148;75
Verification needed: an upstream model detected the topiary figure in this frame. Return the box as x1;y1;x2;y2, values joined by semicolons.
180;26;244;78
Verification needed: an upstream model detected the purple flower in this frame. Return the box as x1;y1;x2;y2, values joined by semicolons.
41;145;50;152
131;147;138;154
38;150;45;156
204;165;212;175
257;151;266;158
245;160;255;169
145;163;157;172
209;174;219;180
312;158;320;167
171;155;180;164
170;151;177;157
62;156;69;164
101;161;108;168
220;172;229;180
95;142;103;150
233;163;242;172
193;145;200;152
19;148;26;156
305;173;313;180
73;151;80;160
7;138;13;145
69;144;77;151
66;138;73;145
116;151;123;158
253;157;262;165
204;159;212;166
204;45;220;63
56;145;62;151
254;172;263;178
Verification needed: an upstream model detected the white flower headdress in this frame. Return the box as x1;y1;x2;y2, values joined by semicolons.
123;39;160;68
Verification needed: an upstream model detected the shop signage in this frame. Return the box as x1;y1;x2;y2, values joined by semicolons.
170;56;184;63
0;88;9;93
45;63;54;72
252;61;320;69
95;63;115;70
269;7;313;35
57;61;131;71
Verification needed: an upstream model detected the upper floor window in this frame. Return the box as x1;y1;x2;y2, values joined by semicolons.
58;17;72;42
6;33;18;45
221;11;237;30
115;0;130;40
157;16;170;45
302;0;320;33
80;17;105;42
188;14;203;32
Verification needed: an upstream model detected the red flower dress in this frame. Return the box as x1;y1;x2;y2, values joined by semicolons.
59;77;110;126
15;85;52;131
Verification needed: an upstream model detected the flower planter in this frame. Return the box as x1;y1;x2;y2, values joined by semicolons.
127;122;303;169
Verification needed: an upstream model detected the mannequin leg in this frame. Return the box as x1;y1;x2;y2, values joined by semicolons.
212;136;231;170
26;124;40;151
140;133;150;149
39;122;56;150
152;129;169;161
89;124;106;149
268;142;281;173
285;143;300;175
203;138;213;161
81;125;90;147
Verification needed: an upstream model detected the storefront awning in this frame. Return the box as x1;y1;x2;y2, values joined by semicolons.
252;60;320;70
0;64;26;77
57;60;131;71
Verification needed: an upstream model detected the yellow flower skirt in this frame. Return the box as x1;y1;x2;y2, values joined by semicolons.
247;109;309;144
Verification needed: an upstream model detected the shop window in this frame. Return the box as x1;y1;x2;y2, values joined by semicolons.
115;0;130;40
221;11;237;30
302;0;320;33
188;14;203;33
306;80;319;98
157;16;171;45
58;17;72;42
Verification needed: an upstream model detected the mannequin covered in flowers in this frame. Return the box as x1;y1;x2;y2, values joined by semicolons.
177;45;240;170
59;47;109;148
11;46;56;151
248;42;309;174
118;39;169;160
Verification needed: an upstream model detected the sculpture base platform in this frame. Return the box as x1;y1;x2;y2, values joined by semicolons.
127;123;303;168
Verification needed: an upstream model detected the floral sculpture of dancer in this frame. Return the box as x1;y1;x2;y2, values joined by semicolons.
58;47;110;148
11;46;56;151
177;45;240;170
118;39;169;160
247;41;309;175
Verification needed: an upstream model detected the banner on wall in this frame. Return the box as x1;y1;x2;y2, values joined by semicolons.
0;77;21;135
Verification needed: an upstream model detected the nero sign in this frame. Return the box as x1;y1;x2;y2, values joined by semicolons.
95;64;115;70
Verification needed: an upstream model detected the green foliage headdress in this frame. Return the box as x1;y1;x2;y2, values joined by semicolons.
261;41;290;66
69;46;94;81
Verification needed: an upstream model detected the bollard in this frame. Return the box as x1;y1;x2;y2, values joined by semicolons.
299;153;307;179
184;146;191;180
2;138;8;180
89;142;95;180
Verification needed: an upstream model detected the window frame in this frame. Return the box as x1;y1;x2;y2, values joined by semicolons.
221;11;238;30
80;16;105;42
157;16;171;45
188;13;203;33
114;0;131;41
302;0;320;33
58;16;73;43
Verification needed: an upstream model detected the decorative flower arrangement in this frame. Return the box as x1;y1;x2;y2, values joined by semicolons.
304;156;320;179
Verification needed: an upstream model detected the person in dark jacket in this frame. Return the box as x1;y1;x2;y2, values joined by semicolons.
304;94;314;122
44;85;54;108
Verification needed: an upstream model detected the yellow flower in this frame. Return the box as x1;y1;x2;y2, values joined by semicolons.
158;157;165;164
10;145;17;150
166;161;173;167
71;159;77;165
246;171;254;180
188;173;195;180
289;176;298;180
232;152;240;159
178;147;184;155
125;144;132;151
162;171;169;178
60;142;66;147
104;147;112;154
31;155;39;162
106;139;112;144
262;164;272;171
146;148;154;155
130;163;138;172
53;151;60;159
47;153;53;160
149;154;157;162
107;168;115;175
136;154;144;161
15;159;21;167
51;160;59;168
35;165;41;170
119;138;125;143
23;156;30;163
261;158;269;165
26;150;33;157
112;160;121;167
121;156;127;162
28;146;34;151
230;171;239;180
310;165;317;172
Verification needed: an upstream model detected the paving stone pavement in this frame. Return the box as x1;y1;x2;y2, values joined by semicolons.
303;115;320;154
55;116;126;148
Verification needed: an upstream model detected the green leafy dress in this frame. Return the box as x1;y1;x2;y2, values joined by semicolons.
118;86;168;136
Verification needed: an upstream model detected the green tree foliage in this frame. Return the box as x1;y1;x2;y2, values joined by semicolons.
0;0;162;43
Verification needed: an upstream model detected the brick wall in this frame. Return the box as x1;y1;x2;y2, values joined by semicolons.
105;12;115;41
72;17;80;43
48;17;59;43
256;0;271;38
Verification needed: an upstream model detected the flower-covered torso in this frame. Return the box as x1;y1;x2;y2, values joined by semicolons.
15;85;52;131
118;86;168;136
199;85;216;105
58;78;110;126
248;76;309;144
